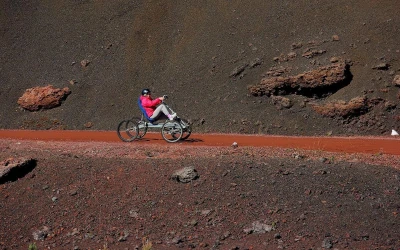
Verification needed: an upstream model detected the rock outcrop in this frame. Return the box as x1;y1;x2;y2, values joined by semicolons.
248;63;352;98
0;158;36;184
17;85;71;111
311;96;369;118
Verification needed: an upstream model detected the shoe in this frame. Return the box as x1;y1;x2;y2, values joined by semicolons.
168;113;177;121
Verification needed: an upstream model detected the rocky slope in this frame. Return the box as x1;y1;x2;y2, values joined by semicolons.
1;0;400;135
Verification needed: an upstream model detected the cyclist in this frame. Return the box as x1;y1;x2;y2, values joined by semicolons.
139;88;177;121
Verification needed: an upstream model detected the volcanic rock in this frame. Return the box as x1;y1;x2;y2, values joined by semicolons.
271;95;293;109
80;59;90;67
372;63;390;70
171;166;199;183
311;96;369;118
17;85;71;111
0;158;35;183
243;221;273;234
332;35;340;41
248;63;352;98
230;63;249;77
32;226;50;241
302;48;326;58
0;158;36;184
393;75;400;87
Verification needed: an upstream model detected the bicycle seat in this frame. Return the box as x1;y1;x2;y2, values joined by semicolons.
138;98;156;123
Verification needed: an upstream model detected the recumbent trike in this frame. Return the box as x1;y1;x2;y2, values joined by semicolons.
117;95;192;143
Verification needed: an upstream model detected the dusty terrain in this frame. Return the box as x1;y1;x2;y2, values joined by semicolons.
1;1;400;249
1;136;400;250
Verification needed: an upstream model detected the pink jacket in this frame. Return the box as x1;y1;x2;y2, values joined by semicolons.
140;95;162;117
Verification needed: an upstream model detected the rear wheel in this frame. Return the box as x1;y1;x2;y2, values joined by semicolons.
134;119;148;139
117;120;138;142
161;120;183;142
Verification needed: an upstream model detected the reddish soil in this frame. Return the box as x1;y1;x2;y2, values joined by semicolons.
1;131;400;249
1;130;400;155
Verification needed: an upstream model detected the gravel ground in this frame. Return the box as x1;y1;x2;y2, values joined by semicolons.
1;139;400;249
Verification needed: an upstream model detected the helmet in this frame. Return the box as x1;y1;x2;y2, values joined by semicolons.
141;88;151;95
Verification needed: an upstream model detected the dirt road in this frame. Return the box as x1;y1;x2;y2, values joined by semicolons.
0;130;399;155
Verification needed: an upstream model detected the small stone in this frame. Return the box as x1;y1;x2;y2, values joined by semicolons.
190;219;198;227
244;221;273;234
393;75;400;86
287;52;297;59
129;209;139;218
171;236;183;244
249;58;263;68
117;231;129;242
219;231;231;240
80;59;90;67
330;57;339;63
322;238;333;249
69;189;78;196
230;63;248;77
291;42;303;50
201;209;212;216
372;63;389;70
84;122;93;128
271;95;293;109
171;166;199;183
71;228;80;236
32;226;50;241
85;233;95;239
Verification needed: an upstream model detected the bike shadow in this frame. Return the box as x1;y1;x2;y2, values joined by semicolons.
136;137;203;143
183;138;203;143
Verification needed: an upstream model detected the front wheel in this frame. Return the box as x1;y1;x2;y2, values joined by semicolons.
161;120;183;143
117;120;138;142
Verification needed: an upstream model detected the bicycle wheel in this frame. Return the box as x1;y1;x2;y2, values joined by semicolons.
127;117;147;139
179;118;192;140
135;120;148;139
161;120;183;143
117;120;138;142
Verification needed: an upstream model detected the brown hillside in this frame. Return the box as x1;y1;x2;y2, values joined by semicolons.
1;0;399;135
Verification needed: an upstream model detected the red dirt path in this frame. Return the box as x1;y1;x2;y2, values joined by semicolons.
0;130;399;155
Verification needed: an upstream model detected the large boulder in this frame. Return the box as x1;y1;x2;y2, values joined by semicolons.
248;63;352;98
0;158;36;184
311;96;369;118
17;85;71;111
